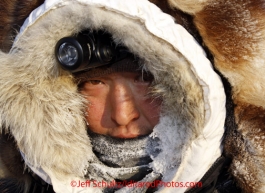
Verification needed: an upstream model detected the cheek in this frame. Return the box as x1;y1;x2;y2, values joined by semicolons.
140;98;162;127
132;84;162;128
84;98;107;134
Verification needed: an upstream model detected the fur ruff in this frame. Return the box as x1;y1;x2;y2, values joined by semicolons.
169;0;265;192
0;0;206;189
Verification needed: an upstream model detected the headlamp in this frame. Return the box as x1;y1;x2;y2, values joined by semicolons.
55;30;129;73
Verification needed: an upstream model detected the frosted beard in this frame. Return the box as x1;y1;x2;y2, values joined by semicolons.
86;115;187;192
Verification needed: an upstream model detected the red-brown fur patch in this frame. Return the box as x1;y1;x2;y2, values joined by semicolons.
0;0;44;52
225;102;265;192
194;0;265;72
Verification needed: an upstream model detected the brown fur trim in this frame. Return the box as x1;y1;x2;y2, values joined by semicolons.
224;102;265;193
194;0;265;107
0;0;44;52
0;133;32;192
0;178;24;193
194;0;264;69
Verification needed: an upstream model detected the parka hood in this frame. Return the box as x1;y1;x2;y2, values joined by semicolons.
0;0;226;192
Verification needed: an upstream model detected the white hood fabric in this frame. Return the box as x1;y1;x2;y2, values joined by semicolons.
0;0;226;192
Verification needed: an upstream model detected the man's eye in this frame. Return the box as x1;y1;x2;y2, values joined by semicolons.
87;80;103;85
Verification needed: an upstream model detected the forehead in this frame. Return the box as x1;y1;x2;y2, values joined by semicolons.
89;71;143;79
74;57;143;82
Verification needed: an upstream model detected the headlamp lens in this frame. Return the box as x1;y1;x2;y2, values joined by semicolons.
58;43;78;66
55;30;130;73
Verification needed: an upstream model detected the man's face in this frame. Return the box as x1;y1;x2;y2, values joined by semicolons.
80;71;161;139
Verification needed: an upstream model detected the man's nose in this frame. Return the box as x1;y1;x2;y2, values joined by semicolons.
110;83;140;126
